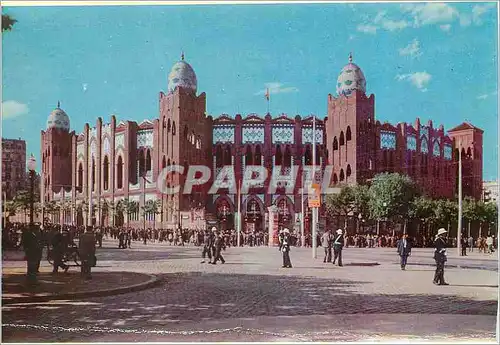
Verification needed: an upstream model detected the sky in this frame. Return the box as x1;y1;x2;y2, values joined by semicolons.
1;2;498;180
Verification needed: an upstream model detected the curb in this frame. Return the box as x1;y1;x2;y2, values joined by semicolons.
2;274;162;305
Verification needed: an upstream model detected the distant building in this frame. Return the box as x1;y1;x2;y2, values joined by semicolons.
483;180;498;203
2;138;26;200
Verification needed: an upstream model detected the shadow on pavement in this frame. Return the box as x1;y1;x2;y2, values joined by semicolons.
2;271;497;342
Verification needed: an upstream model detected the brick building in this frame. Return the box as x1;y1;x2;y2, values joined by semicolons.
2;138;27;200
40;53;483;235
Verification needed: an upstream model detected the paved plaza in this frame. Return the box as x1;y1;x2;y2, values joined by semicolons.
2;240;498;342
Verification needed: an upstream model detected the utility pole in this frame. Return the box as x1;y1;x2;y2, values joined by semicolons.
457;141;463;256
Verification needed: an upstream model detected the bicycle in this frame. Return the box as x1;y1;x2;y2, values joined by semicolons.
46;243;81;266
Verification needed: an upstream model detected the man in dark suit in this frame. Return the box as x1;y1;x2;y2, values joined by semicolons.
201;228;214;263
211;229;226;264
433;228;449;286
279;228;292;268
397;233;412;270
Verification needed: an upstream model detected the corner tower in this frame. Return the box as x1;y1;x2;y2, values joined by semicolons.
41;102;73;201
326;53;376;185
158;53;211;213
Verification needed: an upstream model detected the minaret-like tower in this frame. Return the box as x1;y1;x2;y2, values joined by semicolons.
41;102;73;201
158;53;211;215
325;53;376;185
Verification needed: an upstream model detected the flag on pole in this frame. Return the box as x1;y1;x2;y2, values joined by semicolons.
265;88;270;101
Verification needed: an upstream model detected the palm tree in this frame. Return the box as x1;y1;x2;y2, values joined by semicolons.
2;14;17;32
13;190;31;223
142;200;161;229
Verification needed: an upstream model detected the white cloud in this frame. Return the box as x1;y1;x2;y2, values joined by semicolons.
399;39;422;58
459;14;472;27
472;3;496;25
402;3;458;27
396;72;432;90
1;100;29;119
477;91;497;100
255;82;299;96
440;24;451;32
381;18;410;31
83;83;88;92
357;24;377;34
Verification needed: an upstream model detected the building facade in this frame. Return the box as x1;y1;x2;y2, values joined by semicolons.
2;138;27;200
40;53;484;234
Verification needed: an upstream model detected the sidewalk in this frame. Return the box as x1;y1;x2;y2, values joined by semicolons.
2;268;160;305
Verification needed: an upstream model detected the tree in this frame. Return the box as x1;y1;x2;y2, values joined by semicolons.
462;197;479;237
369;173;419;228
325;185;355;229
433;199;457;234
2;14;17;32
142;200;161;228
121;198;138;227
482;201;497;237
4;200;18;220
13;190;31;222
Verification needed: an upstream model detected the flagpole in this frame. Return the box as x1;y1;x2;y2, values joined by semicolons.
237;180;241;247
301;169;305;247
312;116;317;259
265;88;270;115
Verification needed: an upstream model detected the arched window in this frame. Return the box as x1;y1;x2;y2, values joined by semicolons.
339;131;345;146
215;145;223;168
77;163;83;188
91;158;96;192
333;137;338;151
284;146;292;167
346;126;352;141
255;145;262;165
146;149;152;172
245;145;253;165
172;121;176;135
162;156;167;169
340;169;345;182
346;164;352;177
224;145;232;165
103;156;110;190
304;146;312;165
275;145;283;165
139;150;146;177
117;156;123;189
167;158;171;166
333;173;338;184
184;125;188;140
466;147;472;158
167;119;171;132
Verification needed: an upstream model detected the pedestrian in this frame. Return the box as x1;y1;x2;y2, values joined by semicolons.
51;229;69;273
461;234;468;256
79;226;96;280
201;227;214;263
279;228;292;268
211;229;226;264
21;225;43;286
396;233;412;270
433;228;449;286
332;229;344;267
321;229;333;263
468;235;474;253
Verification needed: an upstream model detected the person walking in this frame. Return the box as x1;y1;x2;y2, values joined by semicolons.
79;227;96;280
468;235;474;253
201;228;214;263
21;225;43;286
396;233;412;270
433;228;449;286
486;235;494;254
321;229;333;263
461;234;468;256
51;229;69;273
279;228;292;268
211;229;225;264
332;229;344;267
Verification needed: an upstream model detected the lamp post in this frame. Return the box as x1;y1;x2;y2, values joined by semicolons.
27;154;37;226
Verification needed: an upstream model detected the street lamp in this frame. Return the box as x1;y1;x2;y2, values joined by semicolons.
27;154;37;226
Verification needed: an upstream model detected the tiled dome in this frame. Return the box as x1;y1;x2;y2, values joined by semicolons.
167;53;197;94
47;102;70;131
336;53;366;97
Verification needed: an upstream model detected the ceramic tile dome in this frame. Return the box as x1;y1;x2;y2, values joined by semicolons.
336;53;366;97
46;102;70;131
167;53;198;94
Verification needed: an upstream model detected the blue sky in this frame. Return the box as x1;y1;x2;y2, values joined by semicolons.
2;2;498;180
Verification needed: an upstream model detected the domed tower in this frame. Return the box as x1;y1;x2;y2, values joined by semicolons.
41;102;73;200
326;53;376;185
158;53;211;216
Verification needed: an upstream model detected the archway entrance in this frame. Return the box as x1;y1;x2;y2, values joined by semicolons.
216;198;234;231
276;197;294;231
244;198;263;233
